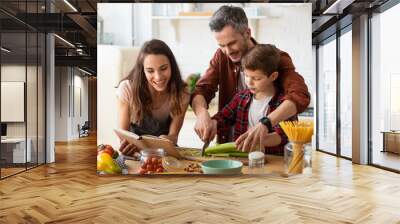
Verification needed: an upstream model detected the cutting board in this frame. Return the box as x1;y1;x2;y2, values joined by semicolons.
176;147;267;166
125;159;203;174
183;155;267;166
112;134;267;167
125;156;270;175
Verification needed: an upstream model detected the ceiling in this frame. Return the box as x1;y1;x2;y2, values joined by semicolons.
0;0;97;75
311;0;390;44
0;0;393;76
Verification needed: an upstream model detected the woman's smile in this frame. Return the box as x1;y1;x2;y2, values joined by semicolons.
152;79;167;89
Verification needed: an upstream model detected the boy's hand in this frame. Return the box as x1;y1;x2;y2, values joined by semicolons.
236;123;268;152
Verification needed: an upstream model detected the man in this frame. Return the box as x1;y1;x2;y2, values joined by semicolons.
191;5;310;152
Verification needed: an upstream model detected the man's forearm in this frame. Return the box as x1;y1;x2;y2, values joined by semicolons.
192;94;209;116
267;100;297;126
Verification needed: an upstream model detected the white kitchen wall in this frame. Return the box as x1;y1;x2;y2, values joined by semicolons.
99;3;313;105
97;45;141;149
98;3;134;46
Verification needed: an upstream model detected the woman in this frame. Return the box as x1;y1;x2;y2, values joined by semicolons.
116;39;189;156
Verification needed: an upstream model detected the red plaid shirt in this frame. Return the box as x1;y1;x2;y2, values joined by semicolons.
212;89;298;155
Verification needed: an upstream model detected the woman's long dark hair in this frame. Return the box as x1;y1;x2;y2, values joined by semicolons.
120;39;186;124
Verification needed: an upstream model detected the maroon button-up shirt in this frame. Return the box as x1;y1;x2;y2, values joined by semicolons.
191;38;310;143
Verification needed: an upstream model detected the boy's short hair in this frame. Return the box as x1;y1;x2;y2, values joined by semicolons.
241;44;280;76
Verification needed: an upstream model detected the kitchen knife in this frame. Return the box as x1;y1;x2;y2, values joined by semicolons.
201;140;210;157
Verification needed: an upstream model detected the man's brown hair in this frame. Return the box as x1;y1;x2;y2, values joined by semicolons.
241;44;280;76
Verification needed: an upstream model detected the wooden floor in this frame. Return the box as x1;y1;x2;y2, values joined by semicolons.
1;135;400;223
372;151;400;171
1;167;26;178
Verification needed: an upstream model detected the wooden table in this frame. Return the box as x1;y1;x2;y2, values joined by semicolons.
125;154;286;176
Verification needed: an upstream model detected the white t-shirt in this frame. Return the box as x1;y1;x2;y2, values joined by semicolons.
248;95;272;128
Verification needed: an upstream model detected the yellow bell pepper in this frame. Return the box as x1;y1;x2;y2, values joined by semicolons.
97;152;121;174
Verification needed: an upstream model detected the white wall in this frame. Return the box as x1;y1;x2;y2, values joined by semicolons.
1;64;45;163
133;4;152;46
97;46;119;149
135;4;311;87
54;67;89;141
100;3;313;103
78;75;89;125
1;66;26;141
1;65;33;138
255;4;313;105
55;67;68;141
1;82;24;122
98;3;133;46
97;45;140;149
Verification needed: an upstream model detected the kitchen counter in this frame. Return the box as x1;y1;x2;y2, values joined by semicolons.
125;154;286;176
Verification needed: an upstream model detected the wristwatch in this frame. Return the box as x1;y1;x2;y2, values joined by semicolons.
259;116;273;133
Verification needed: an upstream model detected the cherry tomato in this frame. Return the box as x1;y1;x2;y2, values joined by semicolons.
102;145;114;157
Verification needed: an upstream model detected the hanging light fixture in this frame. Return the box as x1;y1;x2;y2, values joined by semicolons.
1;47;11;53
54;34;75;48
63;0;78;12
78;67;93;76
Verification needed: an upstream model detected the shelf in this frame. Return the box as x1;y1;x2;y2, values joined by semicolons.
152;16;266;42
152;16;266;20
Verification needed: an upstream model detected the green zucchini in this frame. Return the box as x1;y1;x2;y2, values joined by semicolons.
205;142;236;155
204;142;249;158
227;152;248;158
209;153;230;157
206;151;248;158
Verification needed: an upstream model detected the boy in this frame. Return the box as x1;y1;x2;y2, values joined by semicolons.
210;44;298;155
